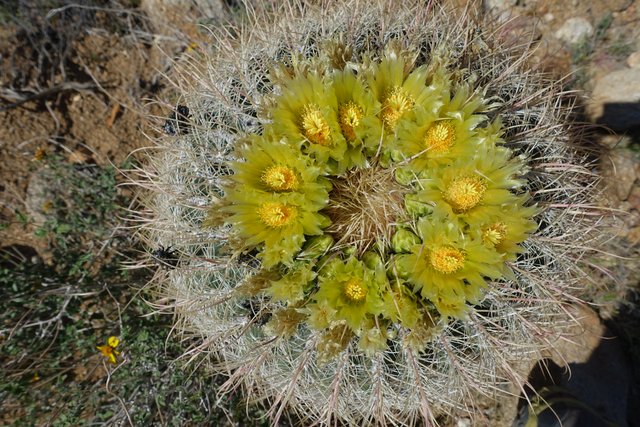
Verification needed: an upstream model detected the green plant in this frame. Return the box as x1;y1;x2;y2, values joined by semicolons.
0;154;267;425
139;1;607;425
0;155;130;425
27;155;122;278
608;35;634;58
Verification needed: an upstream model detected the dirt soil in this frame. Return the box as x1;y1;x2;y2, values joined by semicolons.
2;15;156;254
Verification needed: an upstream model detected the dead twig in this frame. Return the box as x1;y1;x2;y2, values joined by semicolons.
0;82;96;112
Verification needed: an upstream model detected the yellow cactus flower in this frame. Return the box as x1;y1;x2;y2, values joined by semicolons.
313;257;385;331
269;73;348;171
266;263;317;304
331;69;379;165
301;104;332;146
431;286;468;319
381;85;414;131
443;176;488;213
357;319;388;355
471;198;539;261
230;134;331;207
223;189;330;267
366;57;438;145
394;84;489;173
305;299;338;330
397;216;503;318
416;145;526;224
381;284;421;328
338;101;364;142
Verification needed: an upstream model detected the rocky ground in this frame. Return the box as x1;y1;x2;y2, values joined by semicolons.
1;0;639;426
481;1;640;425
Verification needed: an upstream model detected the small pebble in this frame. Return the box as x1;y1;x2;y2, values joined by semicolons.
589;68;640;130
555;17;593;45
482;0;517;12
626;51;640;69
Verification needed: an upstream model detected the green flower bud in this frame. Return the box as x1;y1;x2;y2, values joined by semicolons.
343;245;357;257
388;254;411;280
298;235;334;260
378;149;392;168
317;256;342;277
391;228;420;253
390;149;405;163
361;251;383;270
395;167;417;186
404;193;433;217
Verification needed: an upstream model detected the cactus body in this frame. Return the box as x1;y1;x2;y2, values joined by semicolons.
138;1;604;424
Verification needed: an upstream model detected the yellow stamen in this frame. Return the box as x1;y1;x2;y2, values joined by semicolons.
482;222;507;246
257;203;297;228
425;121;456;154
261;165;299;191
344;278;367;303
443;176;487;213
300;104;331;146
338;101;363;141
381;86;414;130
429;246;465;274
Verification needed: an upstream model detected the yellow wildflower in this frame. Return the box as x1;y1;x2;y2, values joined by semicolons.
97;336;120;365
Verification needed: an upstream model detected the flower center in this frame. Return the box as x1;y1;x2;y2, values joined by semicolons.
301;104;331;146
429;246;465;274
482;222;507;246
443;176;487;213
261;165;299;191
257;202;297;228
381;86;414;130
338;101;363;141
425;121;456;154
344;278;367;303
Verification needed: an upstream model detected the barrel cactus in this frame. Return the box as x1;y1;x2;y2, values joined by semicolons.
137;1;603;424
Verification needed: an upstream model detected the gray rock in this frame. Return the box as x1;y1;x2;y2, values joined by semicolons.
26;168;57;226
589;68;640;130
555;17;593;45
482;0;518;21
606;150;638;201
626;51;640;69
542;305;631;427
482;0;517;11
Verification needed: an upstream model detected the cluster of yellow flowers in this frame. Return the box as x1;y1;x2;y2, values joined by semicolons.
213;53;537;355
